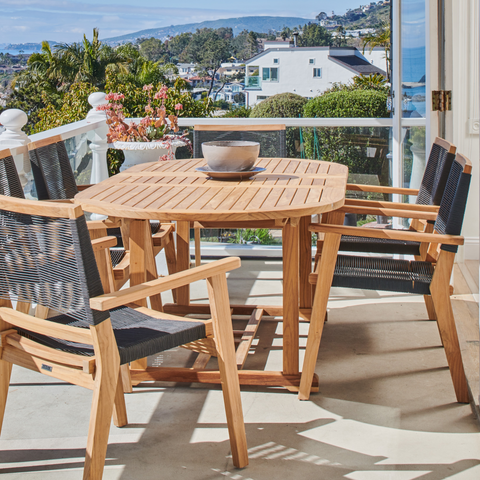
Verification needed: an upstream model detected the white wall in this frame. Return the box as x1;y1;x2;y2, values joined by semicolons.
446;0;479;261
246;48;368;105
363;48;389;74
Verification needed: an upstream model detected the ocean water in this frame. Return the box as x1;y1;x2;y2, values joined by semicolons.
0;49;38;55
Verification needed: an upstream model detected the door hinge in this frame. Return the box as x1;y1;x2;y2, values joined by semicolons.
432;90;452;112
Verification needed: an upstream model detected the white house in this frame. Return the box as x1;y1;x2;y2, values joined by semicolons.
218;62;245;78
176;63;196;77
210;82;245;104
244;46;386;106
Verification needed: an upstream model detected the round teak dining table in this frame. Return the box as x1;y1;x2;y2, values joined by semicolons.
75;157;348;391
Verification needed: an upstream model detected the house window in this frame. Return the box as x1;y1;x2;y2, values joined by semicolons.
262;67;278;81
257;95;269;102
309;58;315;64
273;58;279;64
313;68;322;78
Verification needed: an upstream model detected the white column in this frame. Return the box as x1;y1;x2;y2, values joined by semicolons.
0;109;32;192
86;92;109;184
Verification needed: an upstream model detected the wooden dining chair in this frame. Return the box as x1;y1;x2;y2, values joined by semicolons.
0;195;248;478
299;153;472;403
27;136;177;290
313;137;457;319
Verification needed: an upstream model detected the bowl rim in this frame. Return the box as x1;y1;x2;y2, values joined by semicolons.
201;140;260;147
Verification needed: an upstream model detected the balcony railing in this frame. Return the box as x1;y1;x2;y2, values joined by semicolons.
0;94;427;257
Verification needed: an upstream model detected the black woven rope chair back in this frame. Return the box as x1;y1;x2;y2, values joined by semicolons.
0;150;25;199
416;137;456;206
28;138;78;200
0;197;107;326
193;125;287;159
433;153;471;246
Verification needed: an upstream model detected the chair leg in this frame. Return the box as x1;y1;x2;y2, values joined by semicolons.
299;216;343;401
207;273;248;469
194;227;201;267
164;233;177;276
120;364;133;393
0;359;12;434
113;371;128;428
83;321;121;480
429;251;469;404
424;295;437;321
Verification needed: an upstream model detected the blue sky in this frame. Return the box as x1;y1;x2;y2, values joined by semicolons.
0;0;365;44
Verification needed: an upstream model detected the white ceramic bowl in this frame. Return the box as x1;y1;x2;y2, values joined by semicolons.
202;141;260;172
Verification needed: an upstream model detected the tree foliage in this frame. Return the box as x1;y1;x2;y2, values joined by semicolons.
250;92;307;118
32;82;98;133
298;24;332;47
182;28;231;96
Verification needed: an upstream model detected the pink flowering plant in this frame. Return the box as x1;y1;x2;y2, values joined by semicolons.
97;84;191;160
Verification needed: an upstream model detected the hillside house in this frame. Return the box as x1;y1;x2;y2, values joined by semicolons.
244;46;386;106
218;63;245;78
210;82;245;104
177;63;196;77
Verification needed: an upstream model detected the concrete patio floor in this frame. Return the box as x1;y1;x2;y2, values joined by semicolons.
1;258;479;479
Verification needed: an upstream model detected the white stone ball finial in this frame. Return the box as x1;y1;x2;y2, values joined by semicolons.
87;92;108;123
0;109;30;147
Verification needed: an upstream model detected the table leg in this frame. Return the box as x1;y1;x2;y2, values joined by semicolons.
282;220;299;375
298;210;344;400
128;219;162;311
299;216;313;311
175;220;190;305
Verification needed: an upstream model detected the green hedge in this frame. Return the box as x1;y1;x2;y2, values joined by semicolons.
304;89;388;118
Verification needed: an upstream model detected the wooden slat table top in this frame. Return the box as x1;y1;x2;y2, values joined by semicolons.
75;158;348;222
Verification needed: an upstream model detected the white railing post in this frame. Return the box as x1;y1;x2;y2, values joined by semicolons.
86;92;109;184
0;109;32;192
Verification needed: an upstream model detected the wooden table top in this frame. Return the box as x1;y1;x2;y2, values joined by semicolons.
75;158;348;222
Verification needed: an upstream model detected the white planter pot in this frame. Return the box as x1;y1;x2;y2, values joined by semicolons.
114;140;184;172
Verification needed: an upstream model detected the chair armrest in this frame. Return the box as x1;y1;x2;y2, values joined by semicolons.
337;204;438;221
91;236;117;252
347;183;419;196
90;257;242;311
345;198;440;213
309;223;464;246
0;308;92;344
77;184;93;191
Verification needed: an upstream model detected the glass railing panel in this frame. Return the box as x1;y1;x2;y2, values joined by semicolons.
177;125;393;251
245;76;261;89
64;132;92;185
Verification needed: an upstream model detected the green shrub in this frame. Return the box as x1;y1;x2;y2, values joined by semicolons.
250;93;307;157
250;92;307;118
303;89;388;118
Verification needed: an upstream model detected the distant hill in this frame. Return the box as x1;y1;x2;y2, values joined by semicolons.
101;16;312;44
4;41;58;51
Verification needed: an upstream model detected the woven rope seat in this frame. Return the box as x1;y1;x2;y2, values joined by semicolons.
19;307;206;365
331;254;434;294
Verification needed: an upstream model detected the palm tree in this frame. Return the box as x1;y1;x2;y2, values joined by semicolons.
362;23;391;81
56;28;129;87
26;41;66;88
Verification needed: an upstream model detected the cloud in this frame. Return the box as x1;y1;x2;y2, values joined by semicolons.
0;0;362;44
